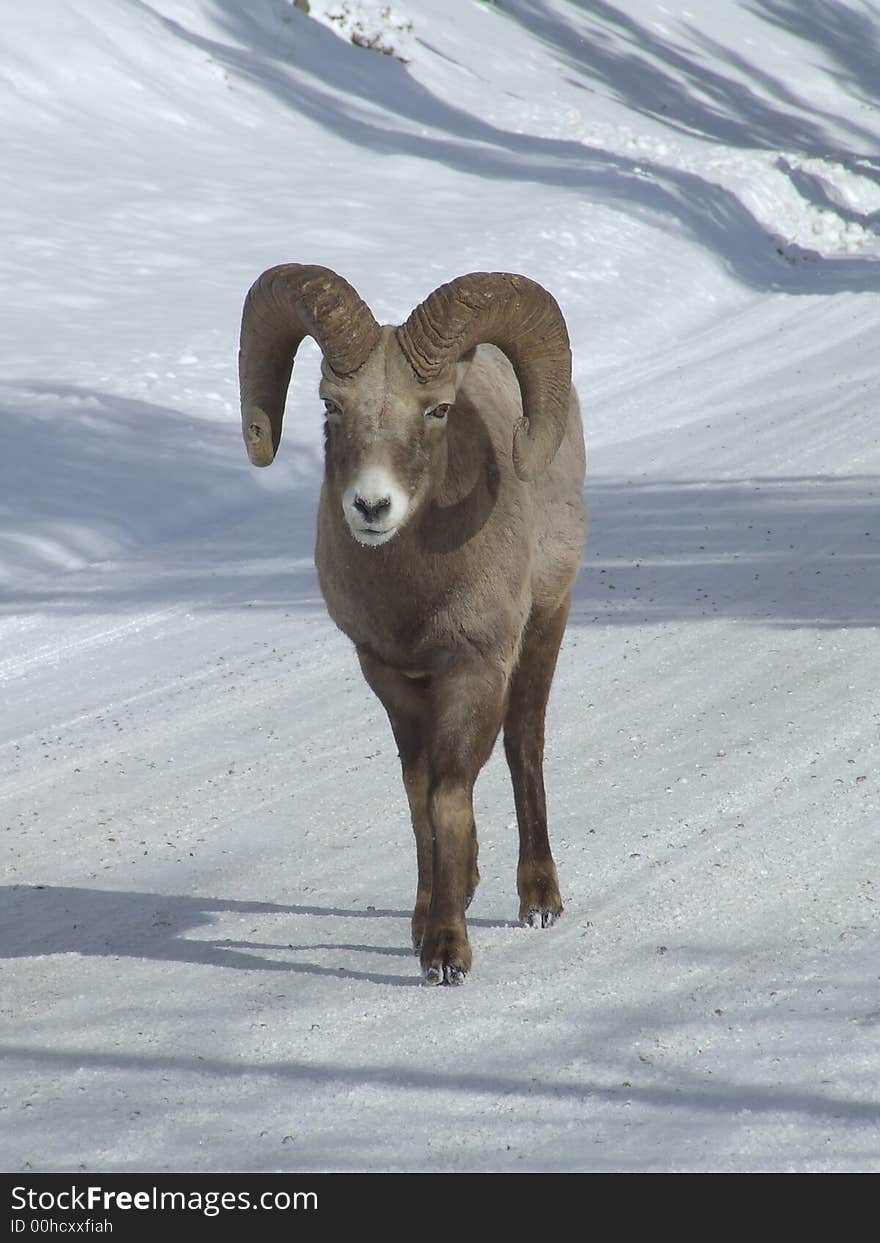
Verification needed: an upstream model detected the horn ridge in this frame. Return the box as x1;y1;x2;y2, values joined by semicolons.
397;272;571;480
238;264;380;465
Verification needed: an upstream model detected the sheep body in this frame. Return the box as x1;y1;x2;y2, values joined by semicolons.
240;268;587;984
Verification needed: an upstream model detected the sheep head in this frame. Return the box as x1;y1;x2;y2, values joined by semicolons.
239;265;572;544
317;326;459;546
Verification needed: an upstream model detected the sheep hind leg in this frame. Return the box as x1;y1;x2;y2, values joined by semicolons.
503;595;570;928
466;827;479;909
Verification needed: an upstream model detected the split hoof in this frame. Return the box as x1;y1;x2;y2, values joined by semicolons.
422;962;468;986
420;925;471;986
517;862;563;929
521;906;562;929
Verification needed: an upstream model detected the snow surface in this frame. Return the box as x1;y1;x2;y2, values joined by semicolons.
1;0;879;1173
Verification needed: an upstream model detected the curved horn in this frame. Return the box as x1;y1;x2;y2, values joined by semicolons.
397;272;571;481
239;264;381;466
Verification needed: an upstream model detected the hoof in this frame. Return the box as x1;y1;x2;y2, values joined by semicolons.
420;924;472;985
517;862;563;929
423;963;467;986
521;906;562;929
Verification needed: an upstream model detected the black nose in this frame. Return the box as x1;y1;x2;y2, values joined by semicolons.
354;495;391;523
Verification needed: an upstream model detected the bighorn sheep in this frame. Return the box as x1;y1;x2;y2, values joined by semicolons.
239;265;587;984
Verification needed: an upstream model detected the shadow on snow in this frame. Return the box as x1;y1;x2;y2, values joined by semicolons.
128;0;880;295
0;884;517;989
575;473;880;629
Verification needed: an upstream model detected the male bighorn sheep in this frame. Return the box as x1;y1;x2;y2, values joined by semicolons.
239;265;587;984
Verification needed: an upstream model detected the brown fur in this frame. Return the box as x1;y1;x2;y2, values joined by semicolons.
314;332;587;984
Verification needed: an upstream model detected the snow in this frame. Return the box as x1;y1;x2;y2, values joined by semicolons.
1;0;878;1172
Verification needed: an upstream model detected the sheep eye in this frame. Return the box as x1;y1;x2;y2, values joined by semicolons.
323;399;342;417
426;403;450;420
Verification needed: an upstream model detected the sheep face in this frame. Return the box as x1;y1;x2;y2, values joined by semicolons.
319;327;457;548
